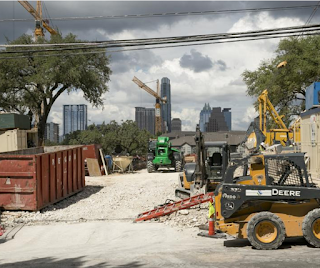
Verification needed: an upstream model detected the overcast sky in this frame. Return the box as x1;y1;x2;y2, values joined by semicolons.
0;1;319;131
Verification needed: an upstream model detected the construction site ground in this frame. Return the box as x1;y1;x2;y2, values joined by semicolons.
1;169;320;267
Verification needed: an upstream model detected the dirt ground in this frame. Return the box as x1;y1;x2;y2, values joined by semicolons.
0;169;208;229
2;169;320;267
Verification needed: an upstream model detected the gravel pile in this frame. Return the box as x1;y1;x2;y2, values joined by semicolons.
0;169;209;229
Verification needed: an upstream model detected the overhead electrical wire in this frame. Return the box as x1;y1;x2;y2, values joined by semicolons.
0;4;318;22
3;23;320;48
1;31;320;60
1;30;320;60
305;1;320;25
1;23;320;55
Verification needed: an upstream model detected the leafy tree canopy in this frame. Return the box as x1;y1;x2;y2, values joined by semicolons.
242;35;320;126
63;120;154;155
0;34;111;145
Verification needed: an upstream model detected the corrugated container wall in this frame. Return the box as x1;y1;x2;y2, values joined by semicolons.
301;108;320;181
0;146;85;211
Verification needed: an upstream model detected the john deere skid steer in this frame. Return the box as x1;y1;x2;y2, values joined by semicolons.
214;122;320;249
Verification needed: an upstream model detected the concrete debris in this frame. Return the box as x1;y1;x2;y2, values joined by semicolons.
0;169;210;230
178;210;189;215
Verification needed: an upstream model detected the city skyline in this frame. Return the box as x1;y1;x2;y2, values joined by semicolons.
199;104;232;132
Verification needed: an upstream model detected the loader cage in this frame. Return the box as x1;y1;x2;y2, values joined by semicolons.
224;153;311;188
265;158;305;187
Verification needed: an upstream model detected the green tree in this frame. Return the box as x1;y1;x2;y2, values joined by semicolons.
242;35;320;126
0;34;111;145
62;120;153;155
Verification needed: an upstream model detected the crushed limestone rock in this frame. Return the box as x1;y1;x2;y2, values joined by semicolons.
0;169;209;229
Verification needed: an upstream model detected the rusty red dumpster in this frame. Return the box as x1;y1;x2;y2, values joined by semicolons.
0;146;85;211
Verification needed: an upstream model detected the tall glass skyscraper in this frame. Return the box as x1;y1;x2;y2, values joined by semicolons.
199;103;212;132
222;108;232;130
161;77;171;132
63;104;88;135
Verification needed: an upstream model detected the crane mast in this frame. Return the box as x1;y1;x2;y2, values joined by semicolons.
132;76;167;135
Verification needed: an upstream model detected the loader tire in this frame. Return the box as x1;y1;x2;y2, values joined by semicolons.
302;208;320;248
247;212;286;250
175;160;182;172
147;161;155;173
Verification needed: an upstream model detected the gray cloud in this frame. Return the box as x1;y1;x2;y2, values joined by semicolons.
179;49;227;73
216;60;227;71
1;1;316;45
109;50;163;74
0;1;235;44
229;77;245;86
179;49;214;72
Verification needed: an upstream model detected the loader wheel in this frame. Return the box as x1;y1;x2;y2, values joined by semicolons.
247;212;286;250
302;208;320;247
147;161;155;173
175;160;182;172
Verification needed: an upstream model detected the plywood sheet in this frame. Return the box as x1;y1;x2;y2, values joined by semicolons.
86;158;101;176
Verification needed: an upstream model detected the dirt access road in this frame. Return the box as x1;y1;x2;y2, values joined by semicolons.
1;170;320;267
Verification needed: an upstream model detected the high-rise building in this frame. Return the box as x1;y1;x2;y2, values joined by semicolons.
199;103;212;132
161;77;171;133
206;107;229;132
135;107;146;130
171;118;182;132
63;104;87;135
145;108;155;135
45;122;59;143
222;108;232;131
135;107;155;135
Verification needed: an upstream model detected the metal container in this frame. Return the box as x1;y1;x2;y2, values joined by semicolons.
0;113;30;130
306;82;320;111
112;156;133;172
0;146;85;211
301;107;320;181
82;144;102;161
0;129;28;153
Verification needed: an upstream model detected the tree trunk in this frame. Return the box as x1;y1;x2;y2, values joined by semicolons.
37;107;49;147
38;118;46;147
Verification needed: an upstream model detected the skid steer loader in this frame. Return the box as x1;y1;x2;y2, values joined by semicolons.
214;122;320;249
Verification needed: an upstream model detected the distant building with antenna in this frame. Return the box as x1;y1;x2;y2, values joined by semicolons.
199;104;232;132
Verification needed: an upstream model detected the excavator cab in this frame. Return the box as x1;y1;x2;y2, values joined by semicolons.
205;142;230;186
175;129;230;199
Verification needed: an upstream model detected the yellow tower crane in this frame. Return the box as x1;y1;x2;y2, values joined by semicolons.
18;1;58;40
132;76;167;135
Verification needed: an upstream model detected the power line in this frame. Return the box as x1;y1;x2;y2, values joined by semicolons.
305;1;320;25
0;4;318;23
1;23;320;55
2;23;320;49
1;31;320;60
